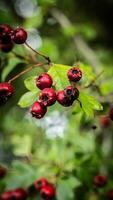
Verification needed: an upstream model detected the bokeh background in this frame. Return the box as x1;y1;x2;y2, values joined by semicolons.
0;0;113;199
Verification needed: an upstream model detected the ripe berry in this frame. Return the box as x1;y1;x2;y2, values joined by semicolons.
36;73;53;90
12;188;28;200
67;67;82;82
30;101;47;119
0;24;12;35
40;185;56;200
57;86;79;107
12;27;27;44
0;166;7;179
0;24;13;45
1;191;13;200
93;174;107;187
107;190;113;200
34;178;49;191
39;88;56;107
109;108;113;121
0;82;14;105
1;42;13;53
100;116;110;128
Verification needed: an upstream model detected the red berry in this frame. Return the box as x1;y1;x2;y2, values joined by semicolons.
12;188;28;200
67;67;82;82
0;24;13;45
40;185;56;200
0;82;14;105
100;116;110;128
36;73;53;90
1;42;13;53
12;27;27;44
30;101;47;119
0;24;12;35
107;190;113;200
1;191;13;200
34;178;49;191
109;108;113;121
94;174;107;187
57;86;79;107
0;166;7;179
39;88;56;107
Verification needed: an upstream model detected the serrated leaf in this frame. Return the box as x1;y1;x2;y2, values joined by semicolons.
1;57;21;81
18;91;38;108
24;76;37;91
80;63;96;85
79;91;103;117
56;177;81;200
48;64;71;90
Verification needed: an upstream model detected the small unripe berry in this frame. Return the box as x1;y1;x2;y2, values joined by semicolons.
0;82;14;105
1;191;13;200
12;27;27;44
30;101;47;119
109;108;113;121
100;116;110;128
67;67;82;82
57;86;79;107
34;178;49;191
36;73;53;90
107;190;113;200
39;88;56;107
12;188;28;200
0;166;7;179
93;174;107;187
40;185;56;200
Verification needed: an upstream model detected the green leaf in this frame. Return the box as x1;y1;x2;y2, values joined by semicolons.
24;76;37;91
57;177;81;200
18;91;38;108
80;63;96;85
79;91;103;117
1;57;21;81
48;63;71;90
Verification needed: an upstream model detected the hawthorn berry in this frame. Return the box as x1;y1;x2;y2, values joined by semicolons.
100;116;110;128
57;86;79;107
0;191;13;200
36;73;53;90
39;88;56;107
12;188;28;200
0;82;14;105
67;67;82;82
0;24;13;44
30;101;47;119
0;166;7;179
1;42;13;53
40;184;56;200
107;190;113;200
12;27;27;44
34;178;49;191
93;174;107;187
109;108;113;121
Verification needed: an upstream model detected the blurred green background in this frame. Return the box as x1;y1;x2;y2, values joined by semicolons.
0;0;113;199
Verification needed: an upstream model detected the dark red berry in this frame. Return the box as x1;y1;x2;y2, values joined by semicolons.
100;116;110;128
39;88;56;107
30;101;47;119
57;86;79;107
1;191;13;200
12;28;27;44
34;178;49;191
0;166;7;179
0;25;13;45
0;24;12;35
36;73;53;90
40;185;56;200
0;82;14;105
94;174;107;187
109;108;113;121
67;67;82;82
12;188;28;200
1;42;13;53
107;190;113;200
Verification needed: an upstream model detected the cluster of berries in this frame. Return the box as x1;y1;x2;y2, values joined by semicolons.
0;166;55;200
30;67;82;119
94;174;113;199
0;24;27;53
100;108;113;128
